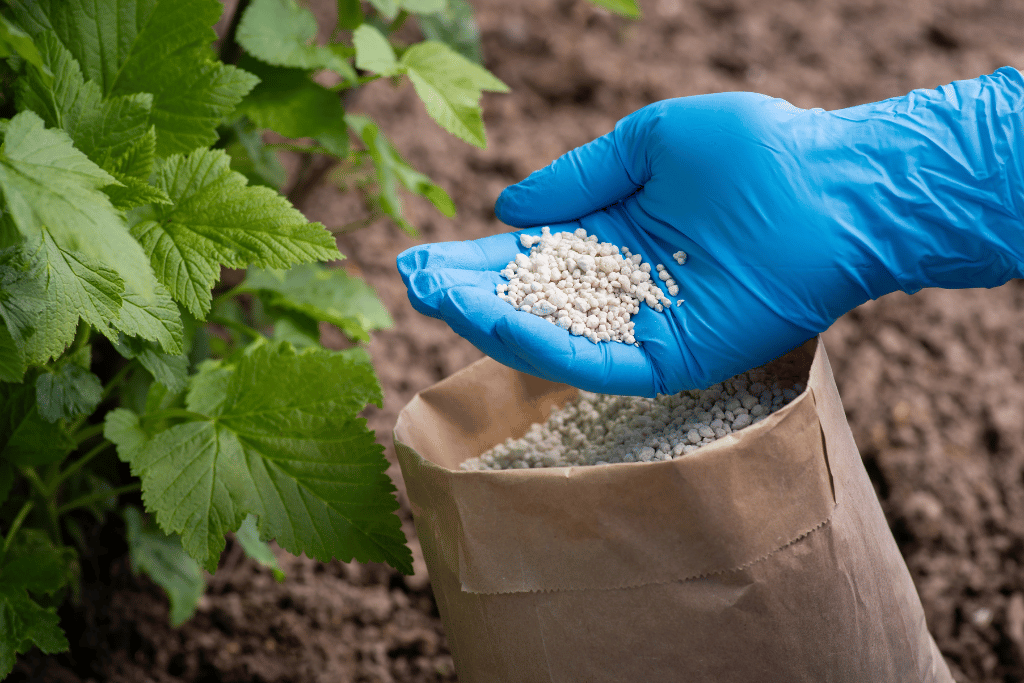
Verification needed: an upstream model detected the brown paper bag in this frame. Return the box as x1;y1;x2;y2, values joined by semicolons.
394;337;953;682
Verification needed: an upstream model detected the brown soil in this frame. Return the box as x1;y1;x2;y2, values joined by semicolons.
13;0;1024;681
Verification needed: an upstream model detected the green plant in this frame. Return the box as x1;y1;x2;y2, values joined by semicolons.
0;0;637;675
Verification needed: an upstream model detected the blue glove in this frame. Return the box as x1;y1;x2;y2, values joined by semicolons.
398;67;1024;397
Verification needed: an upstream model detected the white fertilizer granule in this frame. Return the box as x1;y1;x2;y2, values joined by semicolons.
497;226;678;346
460;368;804;470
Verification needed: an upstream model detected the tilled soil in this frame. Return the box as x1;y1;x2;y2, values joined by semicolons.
13;0;1024;681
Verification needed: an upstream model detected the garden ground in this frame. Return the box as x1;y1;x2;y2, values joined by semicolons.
13;0;1024;680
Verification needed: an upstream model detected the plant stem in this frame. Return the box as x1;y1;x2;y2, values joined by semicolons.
69;320;92;355
101;361;134;402
2;500;35;555
218;0;251;65
143;408;209;423
207;314;263;341
388;10;409;33
20;467;61;542
212;283;246;308
74;422;106;446
56;483;141;516
53;440;113;491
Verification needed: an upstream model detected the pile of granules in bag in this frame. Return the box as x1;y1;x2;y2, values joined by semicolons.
460;368;803;470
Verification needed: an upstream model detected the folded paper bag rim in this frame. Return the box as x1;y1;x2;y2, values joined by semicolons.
393;338;836;594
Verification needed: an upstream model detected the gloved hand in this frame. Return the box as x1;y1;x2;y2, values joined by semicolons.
398;67;1024;397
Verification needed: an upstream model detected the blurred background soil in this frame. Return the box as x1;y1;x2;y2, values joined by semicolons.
14;0;1024;681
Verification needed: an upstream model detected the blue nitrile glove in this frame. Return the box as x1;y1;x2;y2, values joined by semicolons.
398;67;1024;397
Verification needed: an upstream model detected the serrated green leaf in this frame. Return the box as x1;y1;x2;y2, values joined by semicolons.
337;0;364;30
587;0;641;18
353;25;398;76
398;41;508;148
129;148;340;319
116;340;410;574
0;379;74;466
237;0;357;84
235;513;285;582
234;58;349;157
416;0;482;64
105;173;172;211
16;32;153;170
0;14;48;77
115;334;188;393
21;232;123;363
104;408;149;462
0;323;26;382
0;111;172;352
12;0;259;157
241;264;392;343
35;361;102;423
124;506;205;627
116;279;185;357
2;529;75;596
224;117;287;190
110;127;158;180
346;114;455;235
0;584;68;677
0;246;45;363
269;312;321;348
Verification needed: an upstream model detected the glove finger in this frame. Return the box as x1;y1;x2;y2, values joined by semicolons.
495;105;661;228
436;285;551;377
397;232;525;278
494;310;660;397
402;266;504;319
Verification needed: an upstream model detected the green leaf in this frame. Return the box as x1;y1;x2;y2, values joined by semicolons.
366;0;400;21
587;0;641;18
401;0;446;14
346;114;455;235
11;0;259;157
129;148;340;319
124;506;205;627
270;313;321;348
234;58;349;157
236;0;358;84
0;112;176;354
105;172;173;211
112;340;411;575
241;264;392;343
0;584;68;677
35;361;102;423
337;0;365;30
0;14;49;78
353;25;398;76
115;279;184;357
223;117;287;190
415;0;482;64
21;232;123;363
398;41;508;148
114;334;188;393
0;379;75;466
109;127;158;180
235;513;285;582
0;246;45;365
2;529;75;596
0;323;26;382
16;32;154;169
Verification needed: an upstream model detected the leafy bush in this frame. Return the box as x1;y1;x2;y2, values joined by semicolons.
0;0;636;675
